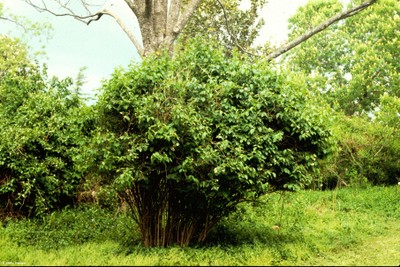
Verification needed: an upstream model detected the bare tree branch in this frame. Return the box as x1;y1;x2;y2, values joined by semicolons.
24;0;99;24
163;0;202;50
23;0;143;56
0;16;28;31
124;0;139;16
22;0;377;60
173;0;202;35
86;11;104;25
266;0;377;61
102;9;144;56
215;0;257;57
166;0;181;36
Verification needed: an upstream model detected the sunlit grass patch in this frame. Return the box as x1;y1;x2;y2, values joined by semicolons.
1;186;399;266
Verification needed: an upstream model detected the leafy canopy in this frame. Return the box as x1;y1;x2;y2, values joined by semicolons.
285;0;400;116
0;36;93;218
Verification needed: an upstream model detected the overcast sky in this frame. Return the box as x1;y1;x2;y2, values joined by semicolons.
1;0;309;100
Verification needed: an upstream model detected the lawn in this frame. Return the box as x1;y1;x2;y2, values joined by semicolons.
1;185;399;266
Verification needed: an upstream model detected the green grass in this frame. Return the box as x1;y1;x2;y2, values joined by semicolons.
1;186;399;266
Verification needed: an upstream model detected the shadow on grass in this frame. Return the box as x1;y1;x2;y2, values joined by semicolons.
202;221;302;248
3;202;305;253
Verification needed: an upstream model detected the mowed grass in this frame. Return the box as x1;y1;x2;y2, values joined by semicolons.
1;185;399;266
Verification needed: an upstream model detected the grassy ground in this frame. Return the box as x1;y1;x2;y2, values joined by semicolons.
1;185;399;266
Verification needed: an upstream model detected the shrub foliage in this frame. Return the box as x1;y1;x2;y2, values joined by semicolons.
94;40;334;247
316;113;400;189
0;36;93;218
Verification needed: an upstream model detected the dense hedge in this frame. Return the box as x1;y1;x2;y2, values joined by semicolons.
0;37;94;217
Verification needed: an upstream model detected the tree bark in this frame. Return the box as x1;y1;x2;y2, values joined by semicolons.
24;0;203;57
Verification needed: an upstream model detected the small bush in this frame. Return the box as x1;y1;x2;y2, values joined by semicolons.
314;114;400;189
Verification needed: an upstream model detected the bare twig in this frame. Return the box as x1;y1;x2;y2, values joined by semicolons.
0;16;28;31
24;0;100;24
215;0;258;57
102;9;144;56
23;0;144;56
86;11;104;25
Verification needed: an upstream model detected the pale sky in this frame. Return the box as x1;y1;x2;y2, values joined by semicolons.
0;0;309;100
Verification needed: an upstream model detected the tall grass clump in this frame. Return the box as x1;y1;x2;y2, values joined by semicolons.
2;205;140;251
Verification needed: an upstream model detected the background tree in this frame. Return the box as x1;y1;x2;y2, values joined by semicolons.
284;0;400;116
179;0;267;54
0;35;43;115
284;0;400;187
23;0;377;58
314;112;400;189
24;0;203;56
0;2;53;58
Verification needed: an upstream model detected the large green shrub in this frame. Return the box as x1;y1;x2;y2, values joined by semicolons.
0;36;94;218
0;82;93;217
94;40;334;247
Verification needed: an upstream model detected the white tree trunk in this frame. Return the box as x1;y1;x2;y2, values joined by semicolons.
126;0;203;56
